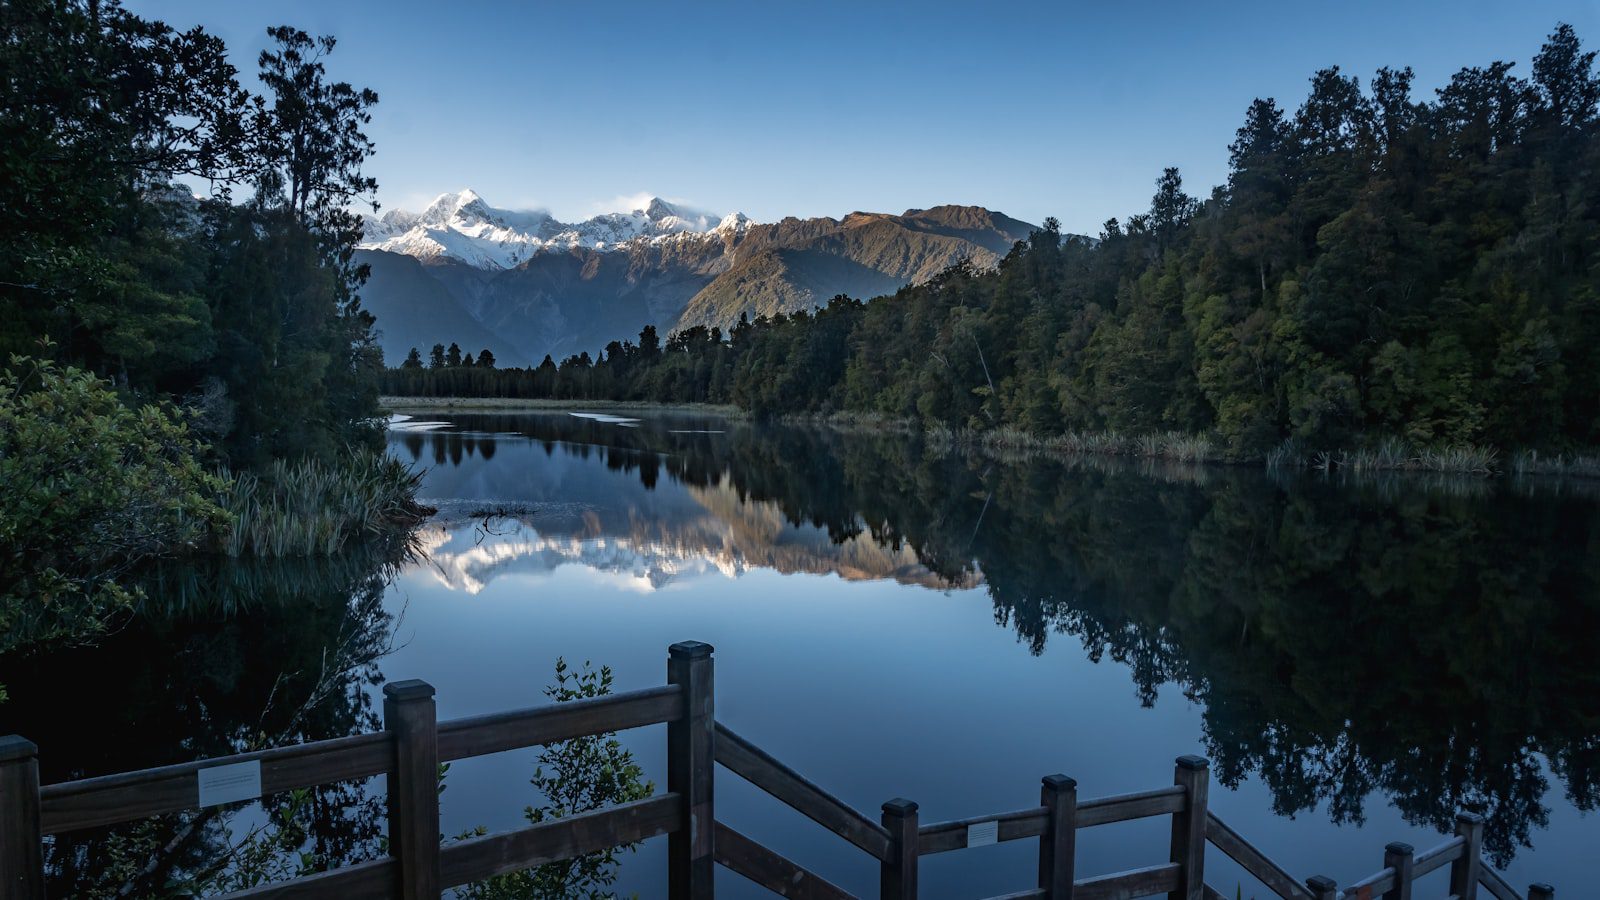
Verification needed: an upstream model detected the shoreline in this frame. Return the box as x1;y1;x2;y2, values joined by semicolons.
380;397;1600;481
380;396;744;416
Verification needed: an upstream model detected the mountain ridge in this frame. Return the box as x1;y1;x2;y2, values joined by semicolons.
356;190;1038;366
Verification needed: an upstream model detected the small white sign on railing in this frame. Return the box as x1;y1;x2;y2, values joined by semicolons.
967;819;999;847
197;760;262;808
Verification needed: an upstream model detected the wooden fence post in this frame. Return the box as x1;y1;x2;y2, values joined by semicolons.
0;736;44;900
1448;812;1484;900
384;680;439;900
1306;875;1338;900
1382;841;1414;900
668;641;715;899
1528;883;1554;900
880;798;919;899
1038;774;1077;899
1169;755;1208;900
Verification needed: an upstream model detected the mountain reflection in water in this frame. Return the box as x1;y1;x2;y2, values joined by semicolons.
4;408;1596;897
396;411;1600;873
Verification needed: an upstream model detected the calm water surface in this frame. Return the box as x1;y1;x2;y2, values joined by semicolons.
8;409;1598;897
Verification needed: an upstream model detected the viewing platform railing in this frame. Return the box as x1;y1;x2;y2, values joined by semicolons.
0;641;1555;899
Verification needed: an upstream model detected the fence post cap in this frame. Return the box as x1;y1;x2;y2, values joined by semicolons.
1306;875;1337;890
669;640;715;659
1528;883;1554;896
1455;810;1486;826
1042;773;1077;791
882;798;919;816
1385;840;1415;855
383;679;436;701
0;734;38;762
1175;754;1209;771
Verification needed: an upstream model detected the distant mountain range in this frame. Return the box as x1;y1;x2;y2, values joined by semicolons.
357;190;1037;366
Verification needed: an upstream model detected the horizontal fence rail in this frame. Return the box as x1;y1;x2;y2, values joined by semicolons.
0;641;1556;899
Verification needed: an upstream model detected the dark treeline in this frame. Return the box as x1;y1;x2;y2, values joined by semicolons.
390;24;1600;458
2;0;383;465
1;0;422;644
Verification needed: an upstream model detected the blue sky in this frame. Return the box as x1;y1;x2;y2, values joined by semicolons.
130;0;1600;233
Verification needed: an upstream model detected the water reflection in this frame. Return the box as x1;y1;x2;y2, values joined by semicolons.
402;412;1599;867
2;543;412;896
6;409;1596;894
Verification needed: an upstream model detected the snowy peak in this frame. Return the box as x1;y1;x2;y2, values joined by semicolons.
360;189;744;269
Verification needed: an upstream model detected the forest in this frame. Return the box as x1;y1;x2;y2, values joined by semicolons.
0;0;419;661
387;23;1600;465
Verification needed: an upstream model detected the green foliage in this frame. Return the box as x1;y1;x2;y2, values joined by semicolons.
388;23;1600;465
458;659;654;900
0;355;228;656
218;452;425;557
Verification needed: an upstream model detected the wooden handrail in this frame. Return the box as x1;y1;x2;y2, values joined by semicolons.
37;684;686;836
1079;784;1187;826
4;643;1556;900
439;792;683;887
40;730;393;834
1204;812;1315;900
1074;862;1181;899
213;856;396;898
713;821;856;899
917;806;1045;854
915;784;1188;855
1415;834;1467;876
438;684;684;761
713;721;892;861
1479;865;1524;900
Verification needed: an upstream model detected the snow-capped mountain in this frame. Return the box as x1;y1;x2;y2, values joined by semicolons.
360;189;749;270
356;192;1036;366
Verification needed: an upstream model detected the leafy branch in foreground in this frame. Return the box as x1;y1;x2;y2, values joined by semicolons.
457;659;654;900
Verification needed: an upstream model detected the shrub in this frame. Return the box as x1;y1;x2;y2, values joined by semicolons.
0;355;229;655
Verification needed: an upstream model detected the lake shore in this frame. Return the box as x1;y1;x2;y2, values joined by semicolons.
380;396;744;416
381;396;1600;480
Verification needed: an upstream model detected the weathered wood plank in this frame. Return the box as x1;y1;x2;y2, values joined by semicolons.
715;721;892;861
983;891;1046;900
1449;813;1485;900
1078;786;1187;828
1412;835;1465;878
439;793;682;887
1203;812;1314;900
213;857;396;899
917;806;1048;854
881;799;919;900
668;642;715;899
1170;756;1209;900
1477;866;1521;900
714;821;857;899
1343;867;1395;896
384;680;439;899
1039;775;1077;898
1074;862;1182;900
917;785;1189;856
1383;841;1414;900
40;731;392;834
437;684;683;761
0;737;44;899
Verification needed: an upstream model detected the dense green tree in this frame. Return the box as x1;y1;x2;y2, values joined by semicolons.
385;24;1600;463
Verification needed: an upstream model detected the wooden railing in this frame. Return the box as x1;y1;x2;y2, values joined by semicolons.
0;641;1558;899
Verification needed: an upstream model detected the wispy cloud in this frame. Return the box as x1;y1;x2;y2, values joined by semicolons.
582;192;714;219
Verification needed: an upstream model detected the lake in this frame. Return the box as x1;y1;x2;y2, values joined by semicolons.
7;408;1598;897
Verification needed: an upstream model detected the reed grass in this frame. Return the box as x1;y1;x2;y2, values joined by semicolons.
217;453;426;557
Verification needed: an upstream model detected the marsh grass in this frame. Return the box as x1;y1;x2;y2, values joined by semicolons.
219;453;426;557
